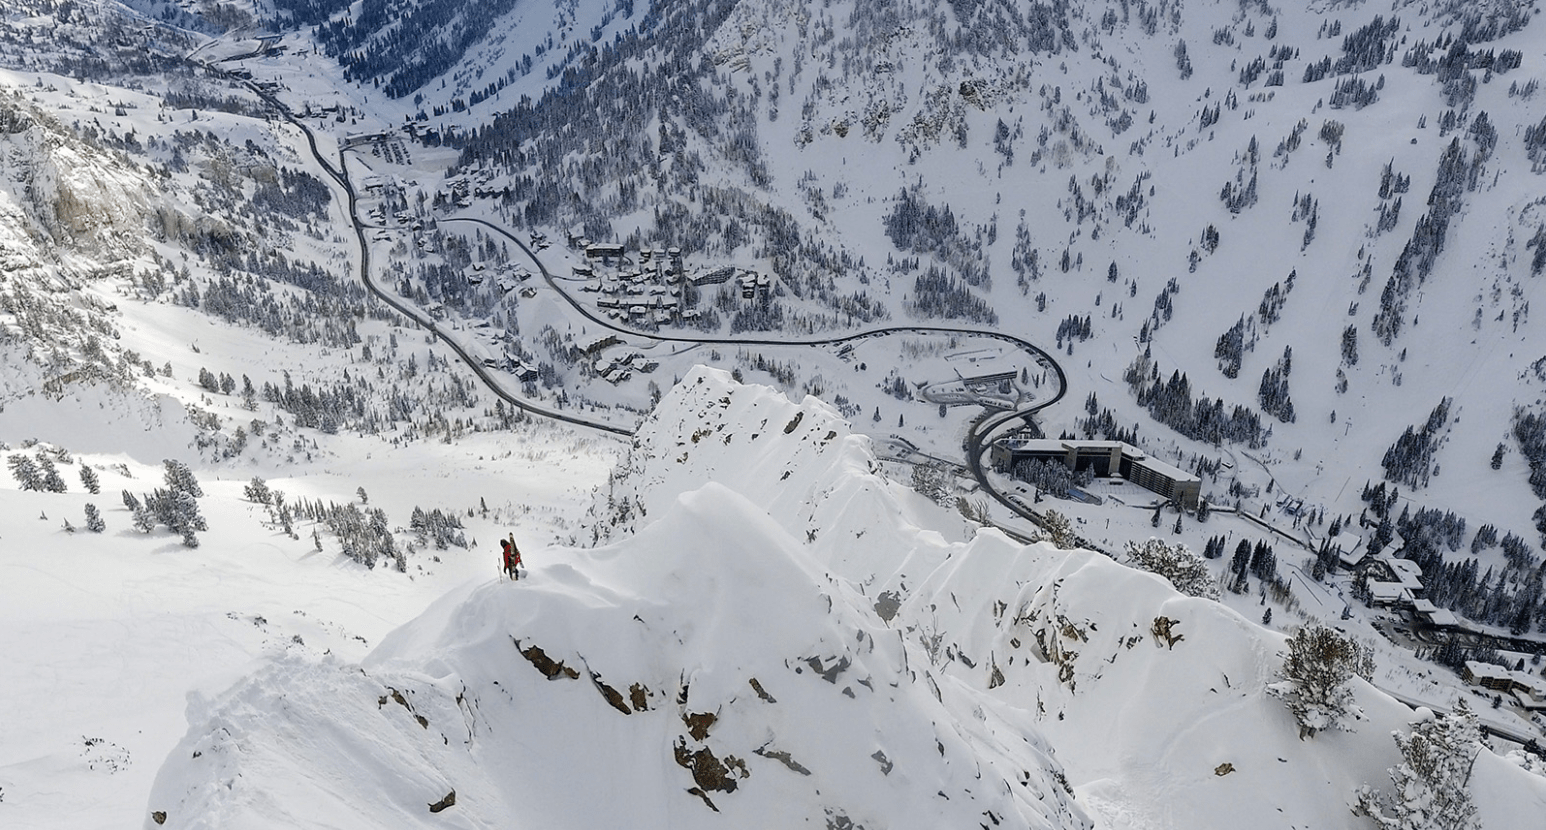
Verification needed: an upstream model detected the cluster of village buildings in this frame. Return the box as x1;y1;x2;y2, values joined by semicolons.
573;334;658;385
572;240;770;326
1462;660;1546;711
1327;529;1546;710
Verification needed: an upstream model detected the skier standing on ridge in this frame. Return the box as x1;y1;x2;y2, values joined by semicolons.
501;534;522;581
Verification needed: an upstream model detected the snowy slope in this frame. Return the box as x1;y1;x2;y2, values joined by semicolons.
145;374;1087;830
146;368;1546;828
586;366;1546;827
3;0;1546;826
212;0;1546;564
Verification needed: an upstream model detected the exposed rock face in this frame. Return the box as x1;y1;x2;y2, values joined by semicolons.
0;99;150;257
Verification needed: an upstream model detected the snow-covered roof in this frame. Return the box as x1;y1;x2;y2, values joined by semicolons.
1338;545;1371;568
1374;552;1424;589
1466;661;1509;681
1330;529;1362;552
1001;438;1072;453
1423;608;1460;628
1121;447;1201;486
1367;581;1407;604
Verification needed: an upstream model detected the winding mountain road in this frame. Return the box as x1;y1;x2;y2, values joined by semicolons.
237;66;1066;524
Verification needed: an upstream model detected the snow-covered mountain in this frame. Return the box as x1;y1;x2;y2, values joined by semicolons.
142;368;1546;828
5;0;1546;826
193;0;1546;569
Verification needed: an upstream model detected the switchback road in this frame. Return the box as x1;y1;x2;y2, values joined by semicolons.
233;62;1067;526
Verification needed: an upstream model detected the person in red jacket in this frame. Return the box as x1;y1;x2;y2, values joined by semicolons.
500;536;522;581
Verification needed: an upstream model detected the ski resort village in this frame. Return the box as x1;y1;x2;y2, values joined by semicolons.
7;0;1546;828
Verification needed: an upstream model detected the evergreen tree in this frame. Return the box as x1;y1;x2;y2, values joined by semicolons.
84;503;105;533
163;458;203;498
7;455;41;491
37;456;67;493
79;465;101;494
1230;539;1253;591
131;499;156;533
1341;324;1360;365
171;490;208;534
1214;316;1246;378
1354;703;1482;830
1250;541;1278;581
1125;538;1220;600
1041;510;1077;549
910;462;951;504
1268;624;1375;739
245;477;272;504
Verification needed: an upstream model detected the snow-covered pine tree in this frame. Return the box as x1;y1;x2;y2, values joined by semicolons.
131;498;156;533
79;464;101;494
172;490;207;533
7;454;42;491
244;477;272;504
910;462;951;505
1268;624;1375;739
1354;702;1482;830
163;458;203;498
37;456;67;493
1124;538;1220;600
1249;541;1278;581
1041;509;1076;549
84;503;105;533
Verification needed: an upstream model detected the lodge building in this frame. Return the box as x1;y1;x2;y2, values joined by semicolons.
990;438;1202;509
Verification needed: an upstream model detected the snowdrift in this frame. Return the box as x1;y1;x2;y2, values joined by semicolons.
146;368;1546;828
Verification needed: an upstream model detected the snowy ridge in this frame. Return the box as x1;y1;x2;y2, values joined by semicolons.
885;495;1546;826
891;519;1546;827
145;368;1546;827
144;371;1086;828
146;479;1087;827
590;366;961;590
